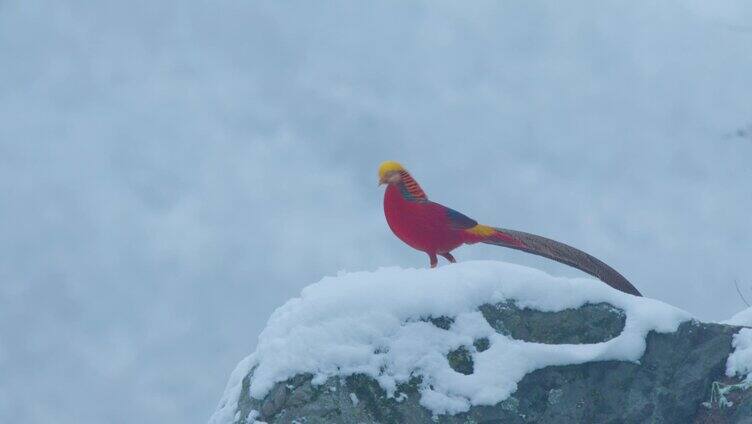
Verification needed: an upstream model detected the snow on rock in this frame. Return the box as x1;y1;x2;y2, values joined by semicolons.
722;307;752;385
727;328;752;383
724;307;752;327
210;261;691;422
241;409;264;424
212;356;256;424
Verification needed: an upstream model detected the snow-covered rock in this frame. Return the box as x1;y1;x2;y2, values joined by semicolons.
724;307;752;327
210;261;752;423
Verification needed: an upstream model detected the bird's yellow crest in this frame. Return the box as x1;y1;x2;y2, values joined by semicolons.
378;160;405;180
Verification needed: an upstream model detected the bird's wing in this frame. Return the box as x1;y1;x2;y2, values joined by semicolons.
483;227;642;296
441;205;478;230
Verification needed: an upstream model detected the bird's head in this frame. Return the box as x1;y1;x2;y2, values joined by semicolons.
378;160;405;186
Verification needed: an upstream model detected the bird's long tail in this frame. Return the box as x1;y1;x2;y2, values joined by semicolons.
482;227;642;296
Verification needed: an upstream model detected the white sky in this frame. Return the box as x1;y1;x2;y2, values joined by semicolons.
1;1;751;423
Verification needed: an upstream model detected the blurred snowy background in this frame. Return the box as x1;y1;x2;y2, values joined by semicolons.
1;1;751;423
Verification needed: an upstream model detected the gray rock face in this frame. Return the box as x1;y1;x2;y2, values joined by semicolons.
231;302;751;424
479;301;626;344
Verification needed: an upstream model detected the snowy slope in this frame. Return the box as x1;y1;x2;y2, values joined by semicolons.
210;261;692;423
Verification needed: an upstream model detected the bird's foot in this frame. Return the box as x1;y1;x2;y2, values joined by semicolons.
428;253;438;268
440;252;456;263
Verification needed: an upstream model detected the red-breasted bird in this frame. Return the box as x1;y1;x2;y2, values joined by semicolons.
378;161;642;296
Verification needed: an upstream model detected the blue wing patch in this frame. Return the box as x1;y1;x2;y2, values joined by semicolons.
444;206;478;230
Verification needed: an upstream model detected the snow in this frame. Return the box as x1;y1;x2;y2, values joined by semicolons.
723;307;752;327
721;307;752;385
210;356;255;424
721;308;752;387
727;328;752;383
210;261;691;422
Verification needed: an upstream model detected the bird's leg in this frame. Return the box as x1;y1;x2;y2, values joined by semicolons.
428;252;438;268
439;252;456;263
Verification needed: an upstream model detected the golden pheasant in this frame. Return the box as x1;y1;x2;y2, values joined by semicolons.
378;160;641;296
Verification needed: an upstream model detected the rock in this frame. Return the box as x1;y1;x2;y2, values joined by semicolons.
228;301;750;423
447;346;473;375
472;337;490;352
479;301;626;344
